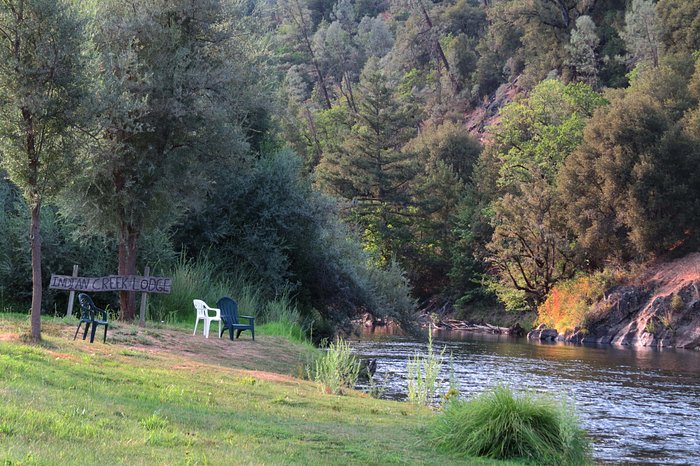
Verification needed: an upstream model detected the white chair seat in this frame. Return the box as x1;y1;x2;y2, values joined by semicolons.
193;299;221;338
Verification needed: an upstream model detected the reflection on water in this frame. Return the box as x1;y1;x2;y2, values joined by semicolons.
351;330;700;465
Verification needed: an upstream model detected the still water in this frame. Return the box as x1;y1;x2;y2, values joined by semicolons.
351;331;700;465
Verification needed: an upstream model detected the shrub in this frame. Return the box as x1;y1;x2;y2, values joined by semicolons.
538;270;616;332
430;386;592;465
312;337;360;395
148;255;263;324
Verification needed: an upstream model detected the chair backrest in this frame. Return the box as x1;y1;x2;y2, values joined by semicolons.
193;299;209;319
78;293;95;319
217;297;239;325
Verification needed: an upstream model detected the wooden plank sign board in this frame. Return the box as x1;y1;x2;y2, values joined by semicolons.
49;274;172;294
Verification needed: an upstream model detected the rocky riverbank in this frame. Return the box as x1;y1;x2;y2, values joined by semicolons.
529;253;700;350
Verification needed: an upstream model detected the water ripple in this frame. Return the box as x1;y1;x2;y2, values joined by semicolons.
351;332;700;465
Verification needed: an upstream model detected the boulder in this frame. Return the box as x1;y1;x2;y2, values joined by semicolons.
527;324;558;342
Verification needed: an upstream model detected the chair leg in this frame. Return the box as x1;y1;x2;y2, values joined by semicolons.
251;327;255;341
236;329;242;339
218;321;221;339
228;328;234;340
204;319;210;338
74;322;82;340
193;319;199;336
103;324;108;343
83;322;91;340
90;323;98;343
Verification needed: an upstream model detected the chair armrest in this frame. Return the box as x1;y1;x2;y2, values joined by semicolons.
241;315;255;323
208;307;221;319
97;308;109;321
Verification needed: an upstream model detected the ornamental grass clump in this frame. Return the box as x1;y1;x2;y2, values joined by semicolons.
430;386;592;465
313;337;360;395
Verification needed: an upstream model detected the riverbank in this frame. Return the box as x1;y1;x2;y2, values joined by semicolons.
0;314;509;465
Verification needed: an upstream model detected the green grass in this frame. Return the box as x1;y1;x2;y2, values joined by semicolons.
0;316;513;466
430;386;592;465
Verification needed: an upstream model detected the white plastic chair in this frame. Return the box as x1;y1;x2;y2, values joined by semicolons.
192;299;221;338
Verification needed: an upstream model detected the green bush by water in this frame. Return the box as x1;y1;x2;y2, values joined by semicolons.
430;386;592;465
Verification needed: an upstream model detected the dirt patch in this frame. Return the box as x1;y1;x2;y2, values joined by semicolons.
49;322;315;376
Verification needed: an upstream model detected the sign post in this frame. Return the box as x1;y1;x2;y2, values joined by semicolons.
65;264;79;317
139;266;150;328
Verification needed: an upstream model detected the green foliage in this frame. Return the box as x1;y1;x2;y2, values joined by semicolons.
658;0;700;57
484;80;604;307
671;294;685;313
430;386;592;465
559;65;700;264
622;0;662;67
312;337;361;395
407;327;447;406
317;58;419;262
148;255;262;325
493;79;606;187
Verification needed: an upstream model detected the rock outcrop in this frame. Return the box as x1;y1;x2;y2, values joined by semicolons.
566;253;700;350
527;324;558;342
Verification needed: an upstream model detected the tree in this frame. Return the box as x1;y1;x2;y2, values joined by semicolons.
622;0;662;67
67;0;250;320
559;67;700;264
567;16;600;86
356;16;393;58
316;58;419;262
487;178;577;306
483;79;605;307
278;0;333;109
657;0;700;57
402;122;481;295
0;0;85;341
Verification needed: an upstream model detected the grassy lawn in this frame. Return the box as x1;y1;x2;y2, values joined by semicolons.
0;314;508;465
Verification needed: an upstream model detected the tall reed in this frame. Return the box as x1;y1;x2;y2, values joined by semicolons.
148;254;263;324
406;326;446;406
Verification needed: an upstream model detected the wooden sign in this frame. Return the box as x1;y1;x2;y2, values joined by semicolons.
49;274;172;294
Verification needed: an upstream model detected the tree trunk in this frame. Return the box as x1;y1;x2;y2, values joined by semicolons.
117;225;139;320
29;199;42;342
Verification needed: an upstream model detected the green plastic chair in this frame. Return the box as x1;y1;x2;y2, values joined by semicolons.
74;293;109;343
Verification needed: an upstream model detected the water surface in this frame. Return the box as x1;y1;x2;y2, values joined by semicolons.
352;330;700;465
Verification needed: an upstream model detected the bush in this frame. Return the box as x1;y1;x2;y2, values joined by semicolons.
311;337;360;395
537;270;616;332
430;386;592;465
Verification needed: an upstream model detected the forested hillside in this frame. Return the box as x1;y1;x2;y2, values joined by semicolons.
1;0;698;340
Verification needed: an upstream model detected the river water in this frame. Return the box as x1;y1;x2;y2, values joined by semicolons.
351;330;700;465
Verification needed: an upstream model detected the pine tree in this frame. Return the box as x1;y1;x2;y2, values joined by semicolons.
316;58;419;261
567;16;600;87
622;0;662;67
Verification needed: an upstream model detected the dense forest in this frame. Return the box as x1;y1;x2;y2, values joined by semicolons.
1;0;698;341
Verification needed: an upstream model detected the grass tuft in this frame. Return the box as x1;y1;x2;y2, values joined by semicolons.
430;385;592;465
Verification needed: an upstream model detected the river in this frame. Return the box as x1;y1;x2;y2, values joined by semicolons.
351;330;700;465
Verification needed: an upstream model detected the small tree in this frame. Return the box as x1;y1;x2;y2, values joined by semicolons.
567;16;600;87
0;0;85;341
622;0;662;67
